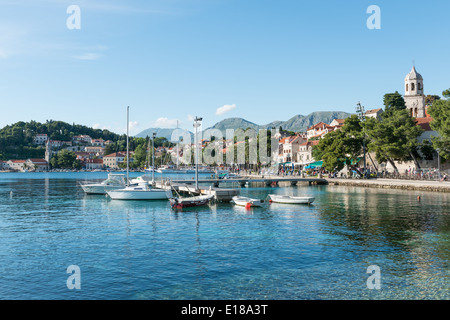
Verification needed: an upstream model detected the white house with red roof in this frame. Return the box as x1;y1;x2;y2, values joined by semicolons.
103;152;134;169
306;122;336;140
84;159;104;170
7;160;26;172
297;140;320;165
278;135;307;163
26;159;49;172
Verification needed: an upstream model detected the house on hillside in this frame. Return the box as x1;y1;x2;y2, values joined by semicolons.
306;122;336;140
329;119;346;127
365;108;383;120
33;134;48;145
297;140;320;165
278;135;307;163
72;135;92;145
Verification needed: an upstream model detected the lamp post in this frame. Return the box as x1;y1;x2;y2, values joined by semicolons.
193;117;203;190
152;132;156;184
356;102;367;178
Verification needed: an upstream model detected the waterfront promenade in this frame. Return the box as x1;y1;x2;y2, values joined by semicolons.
326;177;450;193
243;174;450;193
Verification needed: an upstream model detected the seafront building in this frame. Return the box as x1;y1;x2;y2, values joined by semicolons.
274;66;448;175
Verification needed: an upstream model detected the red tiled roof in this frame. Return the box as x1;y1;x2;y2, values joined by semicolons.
415;117;434;131
104;152;126;158
307;122;327;131
365;108;382;114
28;159;48;164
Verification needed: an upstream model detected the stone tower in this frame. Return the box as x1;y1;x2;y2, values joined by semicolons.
404;66;426;118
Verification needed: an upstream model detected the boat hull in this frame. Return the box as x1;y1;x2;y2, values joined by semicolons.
170;195;214;209
107;189;172;200
231;196;264;207
268;195;315;204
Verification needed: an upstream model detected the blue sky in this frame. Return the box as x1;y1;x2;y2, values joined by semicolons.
0;0;449;135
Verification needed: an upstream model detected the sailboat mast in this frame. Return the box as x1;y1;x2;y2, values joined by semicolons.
126;106;129;185
176;120;179;169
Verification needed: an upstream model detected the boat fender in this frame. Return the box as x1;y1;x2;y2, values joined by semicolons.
245;203;252;209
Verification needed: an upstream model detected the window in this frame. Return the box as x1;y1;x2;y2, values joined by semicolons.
406;84;409;91
411;83;415;91
418;83;421;90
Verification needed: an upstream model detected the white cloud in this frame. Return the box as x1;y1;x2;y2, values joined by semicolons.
216;104;236;116
0;49;8;59
129;121;139;131
92;123;111;130
72;53;103;60
153;117;180;128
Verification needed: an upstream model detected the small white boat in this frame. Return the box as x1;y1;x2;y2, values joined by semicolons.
268;194;315;204
170;194;214;209
231;196;265;207
80;173;127;195
106;183;172;200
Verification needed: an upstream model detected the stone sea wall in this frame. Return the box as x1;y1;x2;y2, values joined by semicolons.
327;179;450;193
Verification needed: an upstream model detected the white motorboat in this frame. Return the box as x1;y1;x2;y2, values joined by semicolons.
231;196;265;207
157;167;195;174
80;173;127;195
107;183;172;200
268;194;315;204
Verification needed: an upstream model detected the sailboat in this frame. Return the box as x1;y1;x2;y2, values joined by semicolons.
106;107;172;201
169;116;214;209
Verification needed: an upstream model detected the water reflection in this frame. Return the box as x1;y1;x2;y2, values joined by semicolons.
0;175;448;299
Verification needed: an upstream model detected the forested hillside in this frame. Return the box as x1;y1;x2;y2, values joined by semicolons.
0;120;123;160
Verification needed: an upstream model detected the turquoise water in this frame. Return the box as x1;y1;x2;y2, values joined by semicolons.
0;172;448;300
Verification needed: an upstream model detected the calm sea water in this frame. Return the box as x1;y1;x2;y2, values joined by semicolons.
0;172;448;300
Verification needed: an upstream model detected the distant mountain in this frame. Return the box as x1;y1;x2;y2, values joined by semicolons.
262;111;353;132
135;128;193;141
207;111;353;133
204;118;260;132
137;111;353;140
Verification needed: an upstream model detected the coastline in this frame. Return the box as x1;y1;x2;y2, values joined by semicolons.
1;170;449;193
325;178;450;193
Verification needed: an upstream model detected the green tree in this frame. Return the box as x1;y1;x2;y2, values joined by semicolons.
56;150;77;169
366;108;423;172
133;143;148;168
312;115;364;172
383;91;406;117
428;88;450;159
425;95;441;106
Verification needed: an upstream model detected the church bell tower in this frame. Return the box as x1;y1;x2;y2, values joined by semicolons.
404;66;426;118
